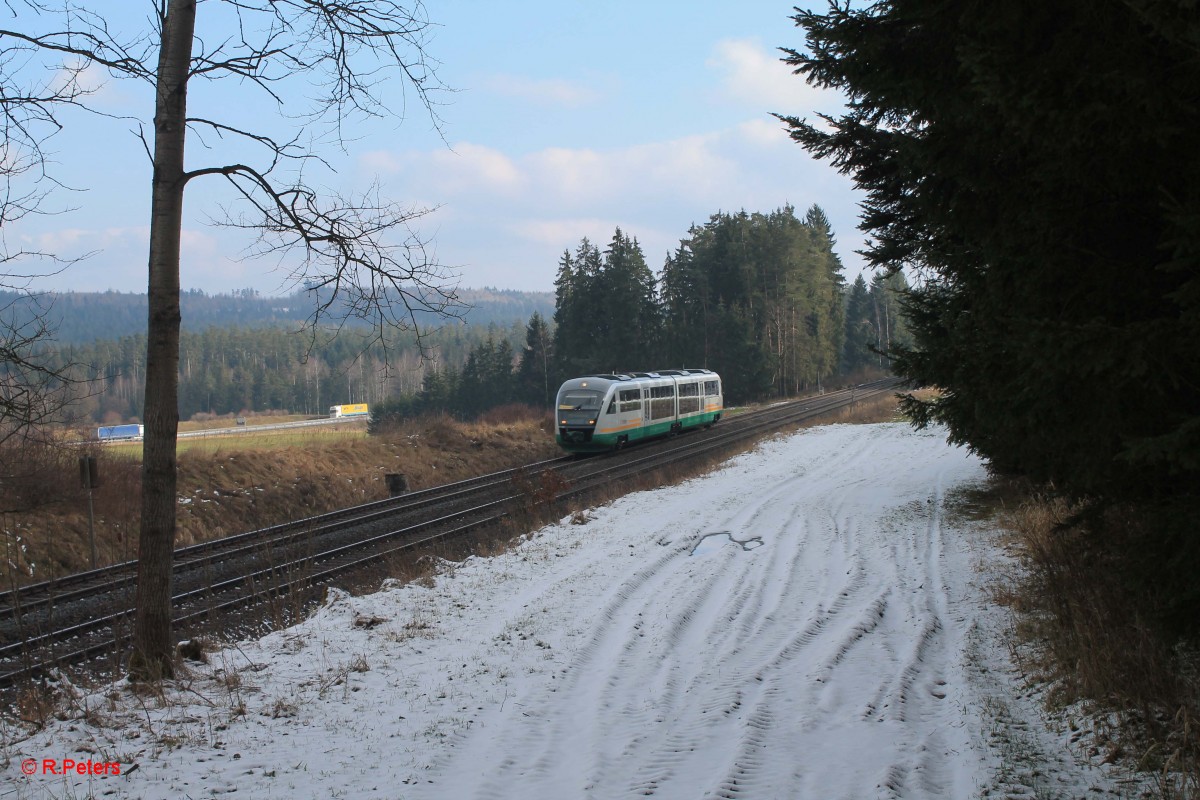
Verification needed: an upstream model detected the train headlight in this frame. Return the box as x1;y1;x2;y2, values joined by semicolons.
588;419;595;425
560;419;567;425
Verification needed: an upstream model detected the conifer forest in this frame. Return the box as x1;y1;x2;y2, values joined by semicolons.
17;205;905;427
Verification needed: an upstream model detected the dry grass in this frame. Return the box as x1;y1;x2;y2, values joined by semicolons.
175;426;368;454
0;389;920;588
780;386;937;430
0;411;561;585
830;390;907;424
997;491;1200;798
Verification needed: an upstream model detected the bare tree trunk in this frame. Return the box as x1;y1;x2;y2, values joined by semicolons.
6;0;455;676
130;0;196;680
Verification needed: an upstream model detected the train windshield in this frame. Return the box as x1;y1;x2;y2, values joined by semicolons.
558;390;603;412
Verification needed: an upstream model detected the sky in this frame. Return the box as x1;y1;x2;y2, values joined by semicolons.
8;1;864;297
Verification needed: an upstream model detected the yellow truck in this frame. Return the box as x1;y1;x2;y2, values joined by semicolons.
329;403;369;418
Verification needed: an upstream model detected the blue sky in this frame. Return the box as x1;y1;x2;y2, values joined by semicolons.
12;1;864;297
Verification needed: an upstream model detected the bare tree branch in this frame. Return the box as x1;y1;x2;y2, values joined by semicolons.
191;0;449;140
0;3;110;443
191;162;462;356
1;0;462;680
0;0;157;82
0;285;82;446
183;116;314;166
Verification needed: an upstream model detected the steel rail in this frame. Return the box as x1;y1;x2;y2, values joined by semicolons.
0;455;571;614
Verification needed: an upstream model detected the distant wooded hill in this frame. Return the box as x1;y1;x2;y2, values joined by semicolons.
7;287;553;344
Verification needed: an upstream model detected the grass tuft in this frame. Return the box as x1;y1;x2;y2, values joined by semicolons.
997;491;1200;798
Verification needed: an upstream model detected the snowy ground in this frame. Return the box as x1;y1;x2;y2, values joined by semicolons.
3;423;1136;799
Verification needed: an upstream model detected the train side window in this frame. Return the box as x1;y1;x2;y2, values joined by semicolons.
704;380;719;396
677;382;701;414
618;388;642;413
648;384;675;420
608;399;616;414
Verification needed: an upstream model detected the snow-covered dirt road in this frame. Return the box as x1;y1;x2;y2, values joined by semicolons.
3;423;1125;799
421;423;983;799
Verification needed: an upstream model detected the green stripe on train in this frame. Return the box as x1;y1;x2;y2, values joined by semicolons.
559;411;720;452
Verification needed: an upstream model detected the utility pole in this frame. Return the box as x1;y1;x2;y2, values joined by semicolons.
79;456;99;569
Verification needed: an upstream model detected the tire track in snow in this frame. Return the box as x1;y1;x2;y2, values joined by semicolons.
464;540;698;799
825;466;964;799
591;431;891;798
697;439;978;799
417;425;986;800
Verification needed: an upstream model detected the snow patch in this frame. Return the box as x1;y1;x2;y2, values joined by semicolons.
3;423;1138;800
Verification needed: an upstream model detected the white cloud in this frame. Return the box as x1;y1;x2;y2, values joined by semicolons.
21;225;262;293
32;225;148;256
361;142;524;195
440;143;525;191
25;107;863;295
70;61;109;96
488;133;742;212
53;59;145;112
708;38;843;119
737;117;794;148
479;74;600;107
352;116;865;293
180;228;219;255
511;217;628;247
526;147;612;200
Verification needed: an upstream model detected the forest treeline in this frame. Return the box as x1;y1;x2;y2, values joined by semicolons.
53;321;531;424
43;205;905;426
2;286;553;344
24;289;547;424
374;205;908;423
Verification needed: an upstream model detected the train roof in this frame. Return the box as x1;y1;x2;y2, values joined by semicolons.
581;369;714;379
559;369;718;390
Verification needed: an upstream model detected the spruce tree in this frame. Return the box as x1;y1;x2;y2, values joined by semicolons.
842;275;875;373
600;228;660;372
516;312;554;408
780;0;1200;626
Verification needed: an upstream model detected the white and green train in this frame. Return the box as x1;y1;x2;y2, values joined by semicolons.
555;369;723;454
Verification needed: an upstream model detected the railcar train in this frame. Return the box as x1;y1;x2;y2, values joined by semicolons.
555;369;722;453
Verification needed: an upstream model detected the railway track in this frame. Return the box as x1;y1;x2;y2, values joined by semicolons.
0;456;570;641
0;378;902;691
